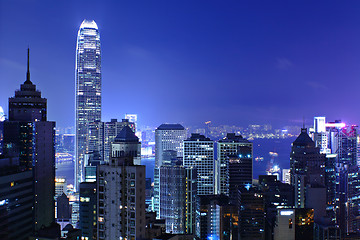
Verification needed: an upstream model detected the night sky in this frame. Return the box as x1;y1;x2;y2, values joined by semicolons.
1;1;360;128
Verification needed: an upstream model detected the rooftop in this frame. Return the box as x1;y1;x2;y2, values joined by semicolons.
114;126;139;142
157;123;185;130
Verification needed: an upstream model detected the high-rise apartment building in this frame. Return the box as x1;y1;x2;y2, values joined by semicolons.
75;19;101;189
97;126;145;240
183;133;215;195
217;133;253;199
2;49;55;233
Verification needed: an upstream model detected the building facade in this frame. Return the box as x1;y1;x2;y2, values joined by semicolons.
217;133;253;200
154;124;187;216
2;50;56;234
159;163;197;234
97;126;146;240
75;19;102;189
183;133;215;195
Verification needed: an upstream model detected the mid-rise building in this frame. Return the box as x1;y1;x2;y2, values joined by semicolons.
97;126;146;240
75;19;102;190
183;133;215;195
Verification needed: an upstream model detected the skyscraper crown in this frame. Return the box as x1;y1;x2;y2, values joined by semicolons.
80;19;98;30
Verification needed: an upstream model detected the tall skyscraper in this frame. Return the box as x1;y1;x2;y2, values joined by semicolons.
183;133;215;195
3;49;55;233
75;19;101;189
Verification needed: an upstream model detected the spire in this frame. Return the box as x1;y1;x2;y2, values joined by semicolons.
25;48;32;84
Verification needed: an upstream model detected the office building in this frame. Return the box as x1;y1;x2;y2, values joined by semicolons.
3;49;55;232
154;124;187;216
75;19;102;189
159;163;197;234
183;133;215;195
238;186;265;240
97;126;145;240
155;124;186;167
290;128;326;210
217;133;253;200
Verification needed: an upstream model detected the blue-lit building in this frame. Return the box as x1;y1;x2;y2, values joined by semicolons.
75;19;102;190
217;133;253;201
183;134;215;195
159;162;197;234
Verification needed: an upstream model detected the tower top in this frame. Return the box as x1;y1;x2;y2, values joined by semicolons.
24;48;32;84
80;19;98;30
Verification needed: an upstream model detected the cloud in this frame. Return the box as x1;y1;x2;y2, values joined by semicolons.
306;81;327;90
0;58;25;71
276;58;293;70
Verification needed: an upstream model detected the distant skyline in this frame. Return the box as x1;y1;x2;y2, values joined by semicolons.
2;1;360;128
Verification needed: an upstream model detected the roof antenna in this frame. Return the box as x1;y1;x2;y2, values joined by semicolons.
25;47;31;84
302;116;305;130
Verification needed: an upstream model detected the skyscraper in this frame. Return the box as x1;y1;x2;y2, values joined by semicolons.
3;49;55;233
153;123;187;216
155;124;187;168
217;133;253;199
75;19;101;189
183;133;215;195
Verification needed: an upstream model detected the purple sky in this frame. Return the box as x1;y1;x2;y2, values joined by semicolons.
1;1;360;128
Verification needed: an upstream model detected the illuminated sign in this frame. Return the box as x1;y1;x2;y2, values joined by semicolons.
280;210;294;216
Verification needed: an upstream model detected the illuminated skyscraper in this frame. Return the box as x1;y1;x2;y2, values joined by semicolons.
75;19;101;189
183;133;215;195
217;133;253;199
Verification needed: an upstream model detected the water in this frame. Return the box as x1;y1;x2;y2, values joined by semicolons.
55;137;296;184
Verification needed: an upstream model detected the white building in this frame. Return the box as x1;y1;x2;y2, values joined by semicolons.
183;133;215;195
97;126;145;240
75;19;102;190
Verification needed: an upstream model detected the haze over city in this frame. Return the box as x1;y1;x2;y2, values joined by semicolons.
1;1;360;129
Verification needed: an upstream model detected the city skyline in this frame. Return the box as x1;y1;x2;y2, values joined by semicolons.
2;1;360;129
